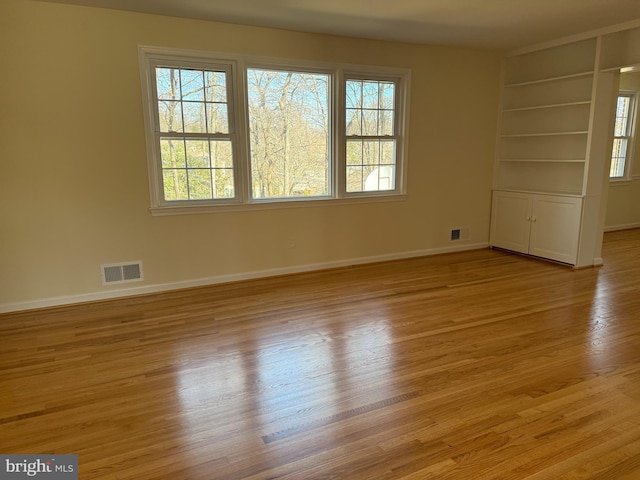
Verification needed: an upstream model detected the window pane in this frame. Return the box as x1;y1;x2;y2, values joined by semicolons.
156;67;230;135
615;96;631;136
346;81;361;109
247;69;330;199
610;138;628;177
213;168;234;198
345;80;396;137
364;165;395;191
160;140;236;200
205;71;227;102
158;101;183;133
160;138;186;168
347;164;395;192
347;140;362;166
188;169;213;199
345;139;396;192
180;69;205;101
379;110;394;136
380;139;395;165
163;169;188;200
155;64;236;202
362;140;380;165
361;109;379;136
156;68;181;100
206;104;229;134
183;102;207;133
185;140;210;168
380;82;395;109
210;140;233;168
362;81;379;107
346;166;364;193
346;108;361;136
346;163;396;192
161;137;236;200
610;94;634;178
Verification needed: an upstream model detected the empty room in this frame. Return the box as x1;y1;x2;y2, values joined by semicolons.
2;0;640;478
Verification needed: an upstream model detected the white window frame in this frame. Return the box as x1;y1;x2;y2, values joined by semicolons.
139;46;410;215
340;72;407;197
610;91;636;181
244;62;335;202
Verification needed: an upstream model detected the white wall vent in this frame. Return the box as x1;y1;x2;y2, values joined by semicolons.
101;261;143;285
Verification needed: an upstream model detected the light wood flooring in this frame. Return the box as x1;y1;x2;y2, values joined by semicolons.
2;229;640;479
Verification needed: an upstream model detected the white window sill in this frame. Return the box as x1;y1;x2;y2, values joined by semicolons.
609;177;633;185
149;193;408;216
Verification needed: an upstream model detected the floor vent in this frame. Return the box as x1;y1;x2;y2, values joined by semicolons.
101;261;143;285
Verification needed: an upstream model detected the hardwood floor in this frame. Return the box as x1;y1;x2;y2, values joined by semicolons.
2;229;640;479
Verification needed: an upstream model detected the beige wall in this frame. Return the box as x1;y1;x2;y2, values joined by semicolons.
605;72;640;230
0;0;501;310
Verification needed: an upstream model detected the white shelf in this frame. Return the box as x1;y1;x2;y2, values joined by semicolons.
502;74;593;111
504;71;593;88
502;101;591;113
501;131;588;138
501;102;591;137
499;134;588;161
500;158;586;163
494;188;584;198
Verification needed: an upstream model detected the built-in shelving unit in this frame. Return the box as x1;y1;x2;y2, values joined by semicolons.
491;22;640;267
495;38;597;197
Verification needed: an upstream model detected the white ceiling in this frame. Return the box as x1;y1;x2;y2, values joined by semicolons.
39;0;640;51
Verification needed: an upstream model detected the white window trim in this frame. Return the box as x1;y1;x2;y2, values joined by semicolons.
610;91;636;183
139;46;410;215
340;71;409;197
243;61;336;203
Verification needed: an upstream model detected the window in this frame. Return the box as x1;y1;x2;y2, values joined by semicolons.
154;65;236;201
610;93;635;179
345;78;397;193
247;68;330;199
139;47;409;213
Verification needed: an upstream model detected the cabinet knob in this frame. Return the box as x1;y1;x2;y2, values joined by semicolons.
532;217;537;222
526;216;531;221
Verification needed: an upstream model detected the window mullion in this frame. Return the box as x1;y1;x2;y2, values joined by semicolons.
159;132;231;140
335;69;345;198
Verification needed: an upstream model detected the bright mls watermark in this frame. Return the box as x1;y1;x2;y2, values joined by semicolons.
0;455;77;479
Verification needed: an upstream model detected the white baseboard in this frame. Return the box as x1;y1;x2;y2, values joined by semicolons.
604;223;640;232
0;242;489;314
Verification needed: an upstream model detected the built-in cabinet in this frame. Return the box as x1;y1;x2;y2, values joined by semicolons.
490;191;581;264
491;27;640;267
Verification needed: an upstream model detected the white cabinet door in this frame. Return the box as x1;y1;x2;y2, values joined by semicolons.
490;191;532;254
529;195;581;264
490;191;582;265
